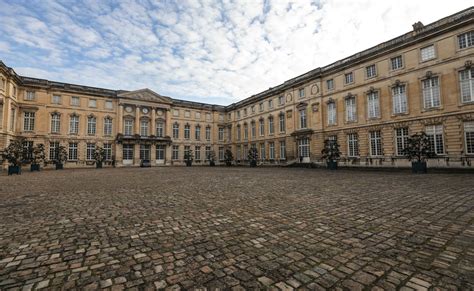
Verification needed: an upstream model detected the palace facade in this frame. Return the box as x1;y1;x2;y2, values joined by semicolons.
1;7;473;169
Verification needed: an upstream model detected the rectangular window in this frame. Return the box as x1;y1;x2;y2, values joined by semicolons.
299;88;305;98
205;146;211;161
260;143;266;160
392;84;408;114
184;110;191;118
390;55;403;70
243;145;248;160
422;77;441;109
104;118;113;136
327;102;336;125
345;97;356;122
105;101;113;109
123;144;134;160
205;126;211;141
244;124;248;140
173;123;179;139
87;116;97;135
259;120;265;136
426;125;444;155
23;141;34;160
195;112;201;119
366;64;376;78
269;142;275;160
184;125;190;139
68;142;78;160
195;146;201;161
237;111;241;119
268;117;274;135
420;45;436;61
278;95;284;105
156;121;164;137
140;144;151;160
156;145;165;160
51;114;60;133
465;122;474;154
49;142;60;160
327;79;334;90
367;91;380;119
218;127;224;141
459;68;474;103
52;95;61;104
236;146;241;160
347;133;359;157
344;72;353;84
237;125;241;141
206;113;211;120
251;122;256;138
103;143;112;160
124;120;134;136
218;147;224;161
173;109;179;117
70;115;79;134
298;138;310;158
23;112;35;131
458;31;474;49
259;103;264;112
268;99;273;108
299;109;307;129
88;99;97;108
395;127;409;156
280;141;286;160
140;120;149;137
243;108;248;116
279;114;285;132
71;96;80;106
369;131;382;156
25;91;35;101
194;126;200;140
172;145;179;160
86;143;95;160
251;105;256;113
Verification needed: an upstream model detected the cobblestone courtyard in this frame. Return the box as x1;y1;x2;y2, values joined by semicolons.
0;167;473;290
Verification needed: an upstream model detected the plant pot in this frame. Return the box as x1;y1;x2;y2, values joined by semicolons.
31;164;40;172
96;161;103;169
326;161;338;170
185;160;192;167
250;160;257;167
8;165;21;175
210;161;215;167
411;161;427;174
56;163;64;170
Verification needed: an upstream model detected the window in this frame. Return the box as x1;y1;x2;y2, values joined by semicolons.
251;121;256;138
219;114;224;121
422;77;441;109
268;116;274;135
237;111;241;119
88;99;97;108
345;96;356;122
299;88;305;98
140;145;150;160
206;113;211;120
390;55;403;70
268;99;273;108
123;144;134;160
69;115;79;134
23;112;35;131
173;123;179;139
369;131;382;156
465;122;474;154
236;146;241;161
13;86;16;97
195;146;201;161
195;125;201;140
459;68;474;103
71;96;80;106
156;145;165;160
86;143;95;160
0;78;4;90
251;105;256;113
172;145;179;160
218;127;224;141
68;142;78;160
327;102;336;125
52;95;61;104
236;125;241;141
395;127;409;156
426;125;444;155
124;119;134;136
205;146;211;161
184;124;190;139
184;111;191;118
392;84;408;114
25;91;35;101
458;31;474;49
87;116;97;135
205;126;211;141
260;143;266;160
347;133;359;157
259;119;265;136
49;142;60;160
278;95;284;105
173;109;179;117
140;120;149;137
344;72;353;84
367;91;380;119
23;141;33;160
195;112;201;119
244;123;248;140
218;147;224;161
244;108;248;116
51;113;61;133
366;64;376;78
298;138;310;158
259;103;264;112
269;142;275;160
327;79;334;90
280;141;286;160
279;114;285;132
420;45;436;61
105;101;113;110
104;117;112;136
156;121;164;137
299;109;307;129
243;145;248;160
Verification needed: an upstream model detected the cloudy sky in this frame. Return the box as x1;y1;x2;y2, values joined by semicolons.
0;1;471;104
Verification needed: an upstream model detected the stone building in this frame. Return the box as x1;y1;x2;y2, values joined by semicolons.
1;7;473;169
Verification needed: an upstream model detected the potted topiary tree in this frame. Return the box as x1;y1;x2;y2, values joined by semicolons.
321;139;341;170
184;149;193;167
3;138;25;175
94;146;105;169
224;149;233;166
402;132;436;174
30;143;46;171
248;147;258;167
54;145;68;170
208;151;216;167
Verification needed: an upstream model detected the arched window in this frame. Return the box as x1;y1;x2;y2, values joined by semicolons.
173;123;180;139
104;117;113;136
87;115;97;135
156;120;165;137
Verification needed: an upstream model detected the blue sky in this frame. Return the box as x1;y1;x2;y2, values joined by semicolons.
0;0;471;105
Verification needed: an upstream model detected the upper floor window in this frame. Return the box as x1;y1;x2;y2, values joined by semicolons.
219;114;224;121
124;119;134;136
88;99;97;108
52;95;61;104
71;96;80;106
390;55;403;70
251;121;256;138
259;119;265;136
392;84;407;114
172;123;179;139
140;120;149;137
345;96;357;122
458;31;474;49
251;105;256;113
184;124;190;139
218;127;224;141
51;113;61;133
459;68;474;103
173;109;179;117
244;123;248;140
278;95;284;105
243;108;248;116
87;116;97;135
366;64;376;79
104;117;113;136
344;72;354;85
236;125;241;141
268;99;273;108
422;77;441;109
12;85;17;97
206;113;211;120
105;101;113;110
196;112;201;119
326;79;334;91
237;111;241;119
184;110;191;118
0;78;4;90
268;116;274;135
195;125;201;140
25;91;35;101
259;103;264;112
279;114;285;132
420;45;436;62
205;126;211;141
69;115;79;134
367;91;380;119
299;109;307;129
327;102;336;125
23;112;35;131
156;121;164;137
298;88;305;98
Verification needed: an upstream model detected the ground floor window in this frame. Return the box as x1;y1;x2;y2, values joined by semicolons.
103;143;112;160
425;125;444;155
236;146;241;160
243;145;248;160
68;142;78;160
280;141;286;160
369;130;383;156
172;145;179;160
298;138;310;158
86;143;95;160
347;133;359;157
123;144;134;160
395;127;409;156
269;142;275;160
195;146;201;161
464;122;474;154
205;146;211;160
218;147;224;161
140;144;151;160
156;145;165;160
22;141;33;160
49;142;60;161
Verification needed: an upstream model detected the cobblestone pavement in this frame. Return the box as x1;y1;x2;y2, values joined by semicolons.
0;167;473;290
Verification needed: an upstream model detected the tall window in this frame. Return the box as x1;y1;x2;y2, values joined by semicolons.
184;124;190;139
369;131;382;156
156;145;165;160
156;121;164;137
269;142;275;160
86;143;95;160
279;114;285;132
243;145;248;160
298;88;305;98
140;120;149;137
173;123;179;139
236;146;241;160
205;126;211;141
268;99;274;108
366;64;376;78
104;117;113;136
259;102;264;111
251;121;256;138
298;138;310;158
458;31;474;49
347;133;359;157
426;125;444;155
123;144;134;160
278;95;285;105
218;147;224;161
51;113;61;133
420;45;436;61
327;79;334;90
195;146;201;161
23;112;35;131
237;125;241;141
195;125;201;140
25;91;35;101
260;143;266;160
345;96;356;122
327;102;336;125
205;146;211;160
103;143;112;160
68;142;78;160
367;91;380;119
172;145;179;160
392;84;407;114
218;127;224;141
395;127;409;156
49;142;59;160
344;72;354;84
259;119;265;136
87;116;96;135
70;115;79;134
459;68;474;103
422;77;441;109
140;145;151;160
280;141;286;160
23;141;33;160
299;109;307;129
268;116;274;135
390;55;403;70
244;123;248;140
465;122;474;154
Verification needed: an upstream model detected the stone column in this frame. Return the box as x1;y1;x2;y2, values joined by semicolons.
134;144;140;166
151;107;156;136
118;104;124;134
135;106;140;134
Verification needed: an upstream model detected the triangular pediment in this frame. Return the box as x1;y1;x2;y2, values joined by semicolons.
118;88;172;104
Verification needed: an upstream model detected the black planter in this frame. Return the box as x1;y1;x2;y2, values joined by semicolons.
411;161;427;174
8;166;21;175
96;161;103;169
31;164;40;172
326;161;338;170
210;161;216;167
250;160;257;167
185;160;192;167
56;163;64;170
